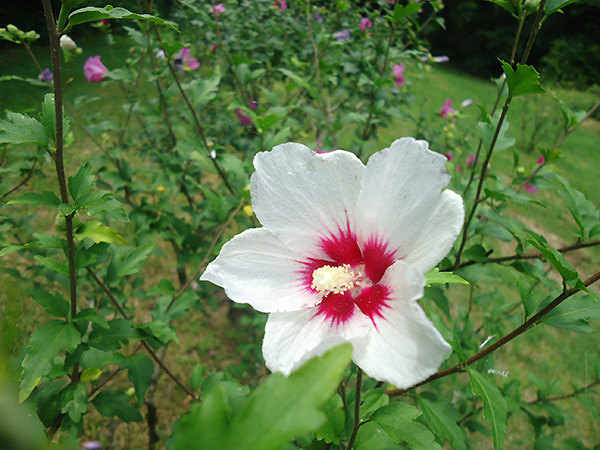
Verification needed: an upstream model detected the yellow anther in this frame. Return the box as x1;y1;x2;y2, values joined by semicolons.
311;264;361;296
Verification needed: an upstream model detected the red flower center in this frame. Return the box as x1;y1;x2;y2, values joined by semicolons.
300;226;397;326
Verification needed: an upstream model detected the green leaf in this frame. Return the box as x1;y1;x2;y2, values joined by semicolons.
553;94;587;130
545;0;580;18
500;60;545;99
74;308;110;329
372;402;442;450
315;394;345;444
33;255;69;275
92;390;143;422
425;268;469;287
0;112;48;147
418;392;468;450
468;367;508;450
477;113;515;151
392;3;421;23
485;0;518;15
74;220;127;245
525;231;579;282
67;6;178;32
68;162;95;204
61;382;88;423
227;344;352;450
106;243;155;282
541;295;600;333
122;354;155;403
26;289;69;318
88;318;143;351
354;421;403;449
188;66;222;107
138;320;178;345
279;68;317;97
8;191;61;207
20;320;81;402
190;364;203;391
553;175;599;239
39;93;70;143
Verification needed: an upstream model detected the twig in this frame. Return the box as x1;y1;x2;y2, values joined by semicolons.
0;154;39;201
387;270;600;396
529;379;600;404
346;368;363;450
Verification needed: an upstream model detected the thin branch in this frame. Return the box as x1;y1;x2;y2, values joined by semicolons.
0;155;39;201
387;270;600;396
529;379;600;404
87;267;198;400
167;199;243;312
346;368;363;450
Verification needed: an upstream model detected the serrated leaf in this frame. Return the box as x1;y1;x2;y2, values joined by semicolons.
316;394;345;444
8;191;61;207
418;392;468;450
67;6;177;32
92;390;143;422
34;255;69;275
354;421;403;449
39;93;70;143
61;382;88;422
122;354;155;403
393;3;421;23
88;318;143;351
26;289;69;318
80;368;102;382
106;243;155;281
20;320;81;402
68;162;95;203
500;60;545;99
188;66;221;107
0;111;49;147
425;268;469;287
372;402;442;450
138;320;178;345
468;368;508;450
477;113;515;151
74;220;127;245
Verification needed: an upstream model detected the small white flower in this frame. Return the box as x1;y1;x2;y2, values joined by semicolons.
201;138;465;388
60;34;77;51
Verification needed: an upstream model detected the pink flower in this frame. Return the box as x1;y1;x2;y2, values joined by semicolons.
466;155;475;166
524;184;537;194
210;44;217;51
537;156;545;164
360;17;373;31
445;153;453;161
456;165;462;172
440;99;455;120
211;3;225;14
236;108;254;127
174;47;200;71
84;56;108;82
314;139;325;153
273;0;287;11
392;64;406;86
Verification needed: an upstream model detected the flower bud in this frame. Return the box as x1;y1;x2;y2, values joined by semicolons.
60;35;77;51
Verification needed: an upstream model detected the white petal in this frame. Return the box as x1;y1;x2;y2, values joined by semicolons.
263;307;371;376
200;228;319;313
251;143;365;256
352;261;451;388
355;138;464;272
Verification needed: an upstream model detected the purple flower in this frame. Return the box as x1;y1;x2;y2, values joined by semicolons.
84;56;108;82
524;184;537;194
392;64;406;86
466;155;475;167
236;108;254;127
39;68;53;82
83;442;103;450
439;99;455;120
314;11;324;23
461;98;473;108
248;100;258;111
360;17;373;31
174;47;200;71
335;29;351;41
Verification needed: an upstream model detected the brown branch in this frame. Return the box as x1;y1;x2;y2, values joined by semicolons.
0;155;39;201
87;267;198;400
387;270;600;396
529;379;600;404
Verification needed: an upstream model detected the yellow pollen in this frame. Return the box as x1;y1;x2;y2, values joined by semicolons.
311;264;361;296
